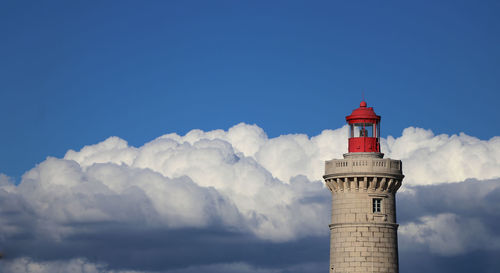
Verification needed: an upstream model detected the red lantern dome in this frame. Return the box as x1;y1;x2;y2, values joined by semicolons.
346;101;381;153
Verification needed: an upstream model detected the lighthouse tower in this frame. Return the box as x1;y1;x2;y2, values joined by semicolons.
324;101;404;273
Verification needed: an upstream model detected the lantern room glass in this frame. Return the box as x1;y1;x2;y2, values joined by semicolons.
350;123;376;138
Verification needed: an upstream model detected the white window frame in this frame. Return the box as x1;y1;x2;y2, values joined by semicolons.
373;198;382;213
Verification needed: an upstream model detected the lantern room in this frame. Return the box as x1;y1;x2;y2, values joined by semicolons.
346;101;381;153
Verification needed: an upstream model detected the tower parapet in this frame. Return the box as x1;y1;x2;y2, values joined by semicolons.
325;154;403;181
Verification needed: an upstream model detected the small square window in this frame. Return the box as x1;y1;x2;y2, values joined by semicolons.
373;198;382;213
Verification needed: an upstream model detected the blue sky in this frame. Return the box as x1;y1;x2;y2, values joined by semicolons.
1;1;500;273
1;0;499;179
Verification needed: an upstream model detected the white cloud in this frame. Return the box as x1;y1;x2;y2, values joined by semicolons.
383;127;500;185
5;123;500;241
7;123;340;242
0;257;144;273
400;213;500;255
63;123;500;188
1;123;500;272
0;258;324;273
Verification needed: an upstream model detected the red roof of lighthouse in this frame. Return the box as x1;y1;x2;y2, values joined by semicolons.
346;101;380;123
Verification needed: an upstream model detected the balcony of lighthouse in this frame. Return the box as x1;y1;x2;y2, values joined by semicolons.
323;156;404;194
325;154;403;178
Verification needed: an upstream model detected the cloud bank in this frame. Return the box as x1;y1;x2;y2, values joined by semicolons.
0;123;499;272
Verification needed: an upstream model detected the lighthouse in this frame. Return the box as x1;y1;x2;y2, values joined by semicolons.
324;101;404;273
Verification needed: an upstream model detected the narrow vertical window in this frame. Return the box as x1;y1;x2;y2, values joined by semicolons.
373;198;382;213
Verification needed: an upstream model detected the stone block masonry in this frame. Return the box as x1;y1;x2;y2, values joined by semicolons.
329;224;398;273
324;153;404;273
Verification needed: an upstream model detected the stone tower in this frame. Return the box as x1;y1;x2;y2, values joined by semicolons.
323;101;404;273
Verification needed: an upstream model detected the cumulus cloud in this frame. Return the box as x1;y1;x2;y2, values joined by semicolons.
400;213;500;255
1;258;108;273
0;123;499;272
397;178;500;273
398;179;500;256
0;258;326;273
383;127;500;185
